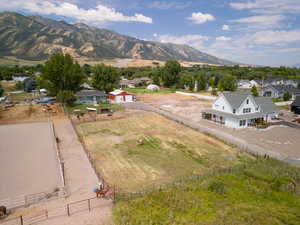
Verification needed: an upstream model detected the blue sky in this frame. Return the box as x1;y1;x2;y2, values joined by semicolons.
1;0;300;66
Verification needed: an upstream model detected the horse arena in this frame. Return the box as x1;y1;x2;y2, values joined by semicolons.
0;122;64;208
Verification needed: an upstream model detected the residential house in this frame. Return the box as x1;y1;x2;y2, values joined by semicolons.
237;80;252;89
109;90;135;103
264;78;285;86
76;91;107;104
119;77;152;89
202;92;279;128
250;80;261;87
291;96;300;115
12;74;29;82
285;79;299;88
261;85;300;100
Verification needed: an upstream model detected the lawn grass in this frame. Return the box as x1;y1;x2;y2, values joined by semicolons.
76;112;243;192
124;88;173;94
113;158;300;225
6;91;33;102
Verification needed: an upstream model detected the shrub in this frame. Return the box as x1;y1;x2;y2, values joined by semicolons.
208;181;226;194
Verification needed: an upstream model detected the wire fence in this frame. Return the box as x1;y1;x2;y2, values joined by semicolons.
0;196;111;225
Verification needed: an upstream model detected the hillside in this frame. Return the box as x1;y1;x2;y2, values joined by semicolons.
0;12;235;65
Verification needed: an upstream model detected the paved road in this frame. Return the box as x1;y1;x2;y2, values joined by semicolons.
279;121;300;130
124;102;300;167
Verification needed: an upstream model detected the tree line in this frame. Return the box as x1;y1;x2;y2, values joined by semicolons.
1;53;300;102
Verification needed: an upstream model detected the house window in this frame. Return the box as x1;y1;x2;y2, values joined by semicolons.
239;120;246;127
246;99;249;104
222;106;225;110
233;109;236;114
243;108;251;113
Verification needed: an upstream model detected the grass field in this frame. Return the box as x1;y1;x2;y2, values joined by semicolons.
0;56;45;66
76;112;243;191
113;158;300;225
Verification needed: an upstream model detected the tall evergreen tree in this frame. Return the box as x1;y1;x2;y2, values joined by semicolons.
251;86;259;97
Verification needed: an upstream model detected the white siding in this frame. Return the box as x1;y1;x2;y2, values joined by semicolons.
212;95;232;114
236;97;258;115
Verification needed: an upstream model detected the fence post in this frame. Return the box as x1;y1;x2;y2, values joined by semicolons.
67;204;70;216
20;215;23;225
88;199;91;212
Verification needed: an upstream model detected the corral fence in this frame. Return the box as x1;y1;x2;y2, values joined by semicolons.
0;190;65;212
0;196;109;225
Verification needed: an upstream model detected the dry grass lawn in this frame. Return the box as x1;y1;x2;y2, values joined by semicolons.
76;111;241;192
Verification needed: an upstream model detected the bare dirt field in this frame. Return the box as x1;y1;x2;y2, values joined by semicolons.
0;122;63;200
76;110;242;192
138;93;212;122
0;103;65;124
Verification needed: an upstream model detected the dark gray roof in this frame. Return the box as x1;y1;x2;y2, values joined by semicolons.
76;91;106;97
292;96;300;106
265;85;300;95
222;92;250;109
254;97;279;113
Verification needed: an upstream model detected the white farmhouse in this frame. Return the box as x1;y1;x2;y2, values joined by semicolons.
202;92;279;128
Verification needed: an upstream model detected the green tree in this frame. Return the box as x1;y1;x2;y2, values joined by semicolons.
180;73;194;90
218;74;237;91
0;83;4;97
251;86;259;97
41;53;84;96
208;76;215;88
56;90;77;106
92;64;120;92
195;72;207;91
162;60;181;87
283;92;292;101
14;81;24;90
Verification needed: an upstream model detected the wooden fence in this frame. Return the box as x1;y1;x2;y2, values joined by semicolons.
0;196;110;225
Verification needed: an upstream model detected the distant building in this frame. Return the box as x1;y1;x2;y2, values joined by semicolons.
202;92;279;128
237;80;252;89
291;96;300;115
76;91;107;104
12;74;29;82
119;77;152;89
261;85;300;100
109;90;135;103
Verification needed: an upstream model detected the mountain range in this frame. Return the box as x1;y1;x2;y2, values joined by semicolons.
0;12;236;65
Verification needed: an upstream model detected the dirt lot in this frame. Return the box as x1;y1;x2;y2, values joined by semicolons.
138;93;212;122
0;103;65;124
76;110;242;192
0;122;63;200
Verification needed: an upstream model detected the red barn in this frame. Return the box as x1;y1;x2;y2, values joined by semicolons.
109;90;135;103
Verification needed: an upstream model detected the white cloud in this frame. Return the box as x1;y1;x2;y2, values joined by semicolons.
187;12;215;24
0;0;153;24
230;0;300;14
222;25;230;31
252;30;300;44
149;1;191;10
216;36;232;41
153;34;209;49
231;15;285;29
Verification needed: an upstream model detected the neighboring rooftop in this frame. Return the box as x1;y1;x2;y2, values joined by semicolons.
76;90;106;97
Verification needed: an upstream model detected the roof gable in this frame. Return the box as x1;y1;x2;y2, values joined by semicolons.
254;97;278;113
222;92;250;109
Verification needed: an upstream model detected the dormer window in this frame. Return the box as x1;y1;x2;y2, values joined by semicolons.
246;99;249;104
233;109;236;114
222;106;224;110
